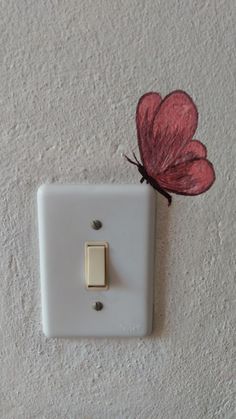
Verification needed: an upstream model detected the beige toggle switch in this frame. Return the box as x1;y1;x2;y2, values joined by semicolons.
85;242;108;289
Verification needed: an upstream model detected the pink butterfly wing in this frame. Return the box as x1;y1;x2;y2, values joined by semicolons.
156;159;215;195
137;90;198;177
136;90;215;197
136;92;162;165
173;140;207;165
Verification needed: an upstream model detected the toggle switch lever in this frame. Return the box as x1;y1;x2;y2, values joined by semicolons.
85;242;108;289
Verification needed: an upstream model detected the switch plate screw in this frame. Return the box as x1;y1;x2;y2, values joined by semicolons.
93;301;103;311
91;220;102;230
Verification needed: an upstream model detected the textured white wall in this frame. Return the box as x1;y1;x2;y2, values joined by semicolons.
0;1;235;418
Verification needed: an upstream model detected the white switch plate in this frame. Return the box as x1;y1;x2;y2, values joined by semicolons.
37;184;156;337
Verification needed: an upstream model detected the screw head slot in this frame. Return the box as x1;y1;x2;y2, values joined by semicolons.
91;220;102;230
93;301;103;311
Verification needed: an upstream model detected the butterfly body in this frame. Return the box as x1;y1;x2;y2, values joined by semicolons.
126;90;215;205
125;153;172;205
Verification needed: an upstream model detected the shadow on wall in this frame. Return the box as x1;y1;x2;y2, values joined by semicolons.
152;194;171;338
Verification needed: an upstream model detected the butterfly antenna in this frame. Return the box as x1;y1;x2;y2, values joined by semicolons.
132;152;141;165
123;154;139;167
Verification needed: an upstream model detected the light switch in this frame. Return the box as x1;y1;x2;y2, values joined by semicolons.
37;184;156;337
85;242;108;289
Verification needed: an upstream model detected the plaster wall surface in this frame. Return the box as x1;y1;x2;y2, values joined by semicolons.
0;1;235;418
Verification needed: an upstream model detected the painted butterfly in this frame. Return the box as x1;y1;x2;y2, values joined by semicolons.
125;90;215;205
